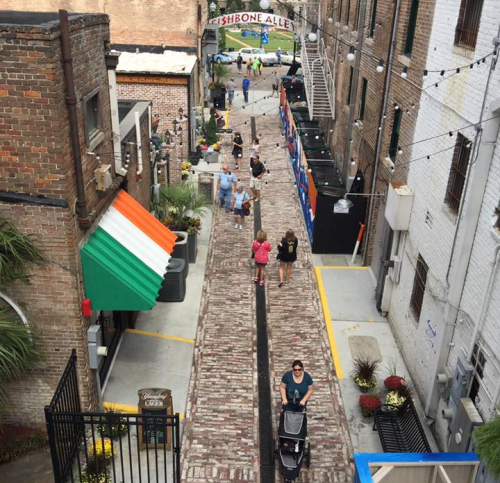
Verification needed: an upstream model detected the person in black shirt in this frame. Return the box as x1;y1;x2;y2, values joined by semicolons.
277;229;298;287
232;132;243;170
250;155;266;202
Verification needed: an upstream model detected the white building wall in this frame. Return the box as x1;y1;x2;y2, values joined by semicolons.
387;0;500;449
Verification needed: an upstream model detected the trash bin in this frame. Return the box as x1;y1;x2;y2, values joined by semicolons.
157;258;186;302
203;151;219;164
171;231;189;277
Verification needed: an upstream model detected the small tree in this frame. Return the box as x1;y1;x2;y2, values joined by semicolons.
205;114;219;145
226;0;244;13
474;415;500;478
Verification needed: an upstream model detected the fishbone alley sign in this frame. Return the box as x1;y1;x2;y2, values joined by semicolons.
209;12;296;32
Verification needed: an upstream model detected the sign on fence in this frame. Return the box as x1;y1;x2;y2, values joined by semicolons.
138;388;173;450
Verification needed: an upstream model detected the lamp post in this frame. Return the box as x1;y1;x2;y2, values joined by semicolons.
292;34;300;65
209;2;217;82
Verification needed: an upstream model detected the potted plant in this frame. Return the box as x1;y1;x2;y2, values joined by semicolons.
473;415;500;478
181;161;192;180
351;356;379;393
96;406;128;440
385;382;413;410
208;63;231;105
384;375;406;392
359;394;382;417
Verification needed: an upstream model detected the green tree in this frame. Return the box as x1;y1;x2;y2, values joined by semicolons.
226;0;244;13
247;0;264;11
205;114;219;146
474;415;500;478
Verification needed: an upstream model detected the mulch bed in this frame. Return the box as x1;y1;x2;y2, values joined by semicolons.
0;425;47;464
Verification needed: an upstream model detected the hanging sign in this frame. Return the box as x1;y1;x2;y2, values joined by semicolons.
209;13;296;32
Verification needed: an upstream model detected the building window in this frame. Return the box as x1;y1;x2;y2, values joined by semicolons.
338;0;343;22
354;0;361;30
388;107;402;161
469;343;486;404
369;0;378;38
455;0;484;50
359;78;368;120
410;254;428;320
404;0;420;57
444;133;471;215
346;0;351;25
83;87;103;148
347;67;354;105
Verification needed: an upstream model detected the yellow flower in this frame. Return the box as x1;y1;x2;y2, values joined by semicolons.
88;438;115;460
385;390;407;409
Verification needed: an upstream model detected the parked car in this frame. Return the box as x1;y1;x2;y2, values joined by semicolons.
281;51;301;66
234;48;278;66
213;52;233;64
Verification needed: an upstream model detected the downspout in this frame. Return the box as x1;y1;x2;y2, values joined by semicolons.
187;75;193;153
424;38;500;419
148;105;152;138
135;112;143;177
59;9;91;229
361;0;402;266
106;51;127;177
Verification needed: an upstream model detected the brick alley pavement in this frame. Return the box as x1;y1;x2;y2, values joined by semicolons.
180;112;353;483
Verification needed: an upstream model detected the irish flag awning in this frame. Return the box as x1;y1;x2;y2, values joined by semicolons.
81;191;176;311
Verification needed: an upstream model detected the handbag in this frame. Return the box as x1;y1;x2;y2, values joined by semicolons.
252;242;261;259
242;197;251;216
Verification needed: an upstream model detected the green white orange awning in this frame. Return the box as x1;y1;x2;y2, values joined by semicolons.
81;191;176;311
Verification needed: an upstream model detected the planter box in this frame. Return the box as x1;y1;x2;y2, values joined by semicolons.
188;233;198;264
171;231;189;277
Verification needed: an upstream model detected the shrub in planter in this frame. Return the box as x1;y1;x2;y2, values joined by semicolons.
384;375;406;392
351;356;379;392
88;438;115;460
359;394;382;417
95;407;128;440
79;457;111;483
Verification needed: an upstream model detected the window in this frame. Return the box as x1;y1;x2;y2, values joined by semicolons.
404;0;420;57
369;0;378;38
347;67;354;105
83;88;103;148
455;0;484;50
338;0;343;22
388;107;402;161
410;254;428;320
346;0;351;25
469;343;486;404
359;78;368;120
444;133;471;215
354;0;361;30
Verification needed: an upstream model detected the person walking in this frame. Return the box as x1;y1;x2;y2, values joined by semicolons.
272;71;280;98
227;78;235;107
252;57;260;79
236;54;243;74
217;163;237;213
277;229;298;287
246;58;253;77
250;154;266;202
258;57;264;76
232;132;243;170
231;183;250;230
280;360;314;412
249;138;261;166
242;76;250;103
252;229;271;286
276;47;282;66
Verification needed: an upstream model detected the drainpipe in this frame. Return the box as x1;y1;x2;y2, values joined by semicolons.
148;105;152;138
106;51;127;177
361;0;402;266
135;112;143;177
59;10;91;229
424;97;500;419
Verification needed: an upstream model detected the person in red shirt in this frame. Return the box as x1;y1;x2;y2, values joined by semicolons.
252;229;271;286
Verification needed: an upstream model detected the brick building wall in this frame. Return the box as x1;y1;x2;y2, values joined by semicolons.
319;0;436;264
0;0;201;49
384;0;500;449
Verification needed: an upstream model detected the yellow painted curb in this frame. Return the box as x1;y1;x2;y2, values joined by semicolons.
314;267;344;379
125;328;194;344
104;402;184;419
317;266;368;270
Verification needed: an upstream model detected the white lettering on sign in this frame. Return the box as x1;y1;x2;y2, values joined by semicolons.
209;13;295;32
145;400;164;407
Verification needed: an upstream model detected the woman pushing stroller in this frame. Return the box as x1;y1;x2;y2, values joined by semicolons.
280;360;314;412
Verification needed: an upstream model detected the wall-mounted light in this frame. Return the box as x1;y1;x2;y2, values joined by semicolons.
377;59;384;73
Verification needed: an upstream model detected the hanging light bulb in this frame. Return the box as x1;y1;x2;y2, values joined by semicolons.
398;147;403;155
423;69;428;80
456;68;461;74
315;135;319;139
328;17;334;23
308;25;318;42
394;103;399;110
347;46;355;62
259;0;270;9
377;59;384;73
401;66;408;79
350;158;356;166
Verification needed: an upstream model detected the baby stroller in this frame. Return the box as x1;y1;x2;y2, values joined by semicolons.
275;409;310;482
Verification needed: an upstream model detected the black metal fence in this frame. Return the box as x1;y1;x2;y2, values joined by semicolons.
45;350;181;483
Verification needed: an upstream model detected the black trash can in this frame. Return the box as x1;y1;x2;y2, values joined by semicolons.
157;258;186;302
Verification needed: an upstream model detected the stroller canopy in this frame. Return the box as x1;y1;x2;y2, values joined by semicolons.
278;411;307;441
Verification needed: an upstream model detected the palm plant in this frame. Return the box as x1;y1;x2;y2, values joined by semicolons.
212;63;231;88
0;215;46;289
0;308;43;412
473;415;500;477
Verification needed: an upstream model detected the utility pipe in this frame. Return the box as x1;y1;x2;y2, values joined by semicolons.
361;0;402;266
135;111;143;177
148;104;152;138
59;10;91;229
342;0;368;183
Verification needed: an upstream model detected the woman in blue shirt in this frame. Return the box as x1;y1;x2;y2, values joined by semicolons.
231;183;250;230
280;360;314;412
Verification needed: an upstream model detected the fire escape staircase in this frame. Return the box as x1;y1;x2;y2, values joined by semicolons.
301;37;335;120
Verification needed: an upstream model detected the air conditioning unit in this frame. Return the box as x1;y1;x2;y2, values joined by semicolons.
448;398;482;452
385;182;414;231
389;255;402;283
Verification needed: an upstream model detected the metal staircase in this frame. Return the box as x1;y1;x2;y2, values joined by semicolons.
301;37;335;120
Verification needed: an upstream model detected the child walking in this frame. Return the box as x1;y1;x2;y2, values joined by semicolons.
252;230;271;286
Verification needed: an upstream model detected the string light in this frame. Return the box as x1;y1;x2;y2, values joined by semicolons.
377;60;384;73
347;46;356;62
401;67;408;79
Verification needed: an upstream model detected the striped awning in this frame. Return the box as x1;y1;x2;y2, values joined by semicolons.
81;191;176;311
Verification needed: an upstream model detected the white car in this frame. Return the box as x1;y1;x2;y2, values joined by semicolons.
281;51;301;66
233;48;278;66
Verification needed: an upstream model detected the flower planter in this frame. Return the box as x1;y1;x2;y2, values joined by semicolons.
359;394;382;416
354;375;377;393
171;231;189;277
384;375;406;392
188;233;197;264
